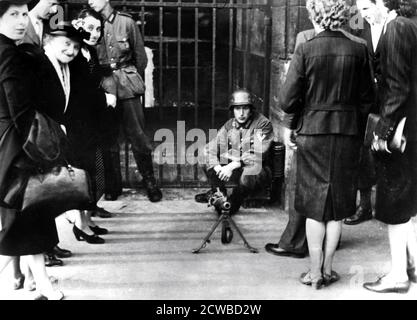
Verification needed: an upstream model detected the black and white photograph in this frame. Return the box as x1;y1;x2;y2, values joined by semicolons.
0;0;416;304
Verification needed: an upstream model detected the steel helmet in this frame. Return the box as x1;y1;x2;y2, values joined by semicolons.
229;89;254;110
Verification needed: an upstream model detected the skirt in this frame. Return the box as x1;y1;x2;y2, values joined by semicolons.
295;134;361;222
374;141;417;224
0;206;59;256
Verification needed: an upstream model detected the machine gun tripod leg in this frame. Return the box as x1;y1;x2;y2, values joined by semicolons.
192;188;258;254
192;212;258;254
192;215;224;254
227;215;259;253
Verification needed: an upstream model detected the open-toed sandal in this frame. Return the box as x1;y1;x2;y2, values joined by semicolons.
323;270;340;286
299;271;323;289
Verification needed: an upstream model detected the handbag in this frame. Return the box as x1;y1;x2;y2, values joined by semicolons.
364;113;407;153
22;111;67;165
2;109;94;214
21;164;95;215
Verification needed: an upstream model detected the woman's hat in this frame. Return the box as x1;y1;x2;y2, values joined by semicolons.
44;20;90;42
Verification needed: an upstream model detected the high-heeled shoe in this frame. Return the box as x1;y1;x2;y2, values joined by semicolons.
25;279;36;292
299;271;323;290
323;270;340;286
73;226;105;244
34;290;64;300
89;225;108;235
13;275;25;290
25;276;58;292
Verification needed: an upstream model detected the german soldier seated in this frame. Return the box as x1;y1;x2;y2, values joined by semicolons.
195;89;274;215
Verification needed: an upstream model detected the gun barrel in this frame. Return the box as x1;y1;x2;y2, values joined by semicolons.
208;190;231;212
211;198;231;211
223;201;231;210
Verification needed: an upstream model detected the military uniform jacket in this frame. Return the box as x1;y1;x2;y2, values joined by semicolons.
96;10;148;100
204;111;274;170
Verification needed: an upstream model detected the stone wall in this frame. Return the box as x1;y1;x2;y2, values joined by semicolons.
268;0;312;209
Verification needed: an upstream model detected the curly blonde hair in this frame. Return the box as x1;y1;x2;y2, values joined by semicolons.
306;0;350;30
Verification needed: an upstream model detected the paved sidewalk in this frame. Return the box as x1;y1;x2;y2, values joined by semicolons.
0;188;416;300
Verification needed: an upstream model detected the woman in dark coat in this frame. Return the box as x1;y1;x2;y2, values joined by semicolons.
0;0;62;300
33;22;106;244
73;9;120;205
65;8;117;241
279;0;374;288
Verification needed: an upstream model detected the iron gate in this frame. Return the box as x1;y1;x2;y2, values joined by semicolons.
66;0;273;187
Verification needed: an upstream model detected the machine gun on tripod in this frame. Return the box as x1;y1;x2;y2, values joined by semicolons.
192;188;259;254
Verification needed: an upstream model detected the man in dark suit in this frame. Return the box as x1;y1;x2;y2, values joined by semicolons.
264;29;315;258
344;0;388;225
265;26;375;258
20;0;60;46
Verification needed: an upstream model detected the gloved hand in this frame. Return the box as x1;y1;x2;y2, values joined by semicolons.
371;133;391;154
